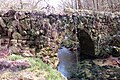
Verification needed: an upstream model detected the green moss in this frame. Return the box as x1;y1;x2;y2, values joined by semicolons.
9;54;23;60
62;39;78;48
9;54;65;80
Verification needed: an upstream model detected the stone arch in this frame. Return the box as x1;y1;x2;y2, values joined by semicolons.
77;29;96;60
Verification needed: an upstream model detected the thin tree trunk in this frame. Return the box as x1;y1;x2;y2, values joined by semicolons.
101;0;104;10
86;0;89;10
107;0;110;11
78;0;82;9
71;0;74;9
101;0;104;5
20;0;23;9
32;0;41;10
93;0;96;10
96;0;99;10
109;0;114;12
75;0;78;9
118;0;120;4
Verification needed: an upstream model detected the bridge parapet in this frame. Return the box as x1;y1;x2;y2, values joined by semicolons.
0;9;119;65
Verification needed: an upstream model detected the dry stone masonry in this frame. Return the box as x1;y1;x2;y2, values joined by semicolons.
0;9;120;67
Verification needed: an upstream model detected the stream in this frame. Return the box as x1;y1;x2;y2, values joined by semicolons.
58;46;78;79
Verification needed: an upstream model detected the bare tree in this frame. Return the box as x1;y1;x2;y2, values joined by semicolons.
0;0;49;11
77;0;82;9
92;0;96;10
86;0;90;10
96;0;99;10
20;0;23;9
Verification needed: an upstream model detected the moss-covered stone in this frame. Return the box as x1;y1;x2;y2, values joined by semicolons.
70;60;120;80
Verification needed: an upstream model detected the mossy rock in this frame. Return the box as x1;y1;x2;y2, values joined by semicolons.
70;60;120;80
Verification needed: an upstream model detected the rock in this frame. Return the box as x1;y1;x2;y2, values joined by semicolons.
71;60;120;80
0;47;10;58
20;20;30;30
0;17;6;28
9;46;21;54
109;35;120;57
12;32;23;40
20;47;35;57
0;59;31;71
110;35;120;47
3;9;16;17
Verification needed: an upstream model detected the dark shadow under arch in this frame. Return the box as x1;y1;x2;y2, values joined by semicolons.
77;29;95;60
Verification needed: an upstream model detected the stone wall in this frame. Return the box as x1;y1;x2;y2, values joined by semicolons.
0;9;120;66
76;11;120;59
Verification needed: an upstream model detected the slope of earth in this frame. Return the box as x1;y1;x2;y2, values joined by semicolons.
0;54;65;80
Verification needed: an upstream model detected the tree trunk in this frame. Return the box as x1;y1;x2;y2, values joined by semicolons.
20;0;23;9
96;0;99;10
93;0;95;10
107;0;110;11
71;0;74;9
75;0;78;9
78;0;82;9
86;0;89;10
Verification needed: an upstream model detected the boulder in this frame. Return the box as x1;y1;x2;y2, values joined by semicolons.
109;35;120;57
0;17;6;28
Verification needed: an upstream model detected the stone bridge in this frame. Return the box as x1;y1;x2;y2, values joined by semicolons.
0;9;120;67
